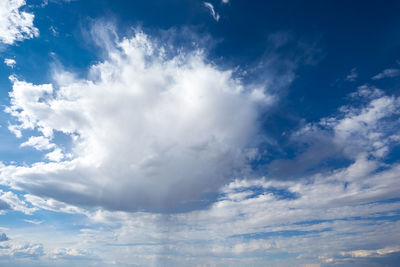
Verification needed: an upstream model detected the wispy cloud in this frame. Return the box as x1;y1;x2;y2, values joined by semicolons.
204;2;220;21
346;67;358;81
372;68;400;80
23;219;43;225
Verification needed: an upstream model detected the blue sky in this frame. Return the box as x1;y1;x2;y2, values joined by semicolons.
0;0;400;266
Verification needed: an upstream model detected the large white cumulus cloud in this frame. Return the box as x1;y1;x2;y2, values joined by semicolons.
1;31;270;211
0;0;39;44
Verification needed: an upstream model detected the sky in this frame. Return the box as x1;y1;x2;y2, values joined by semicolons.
0;0;400;266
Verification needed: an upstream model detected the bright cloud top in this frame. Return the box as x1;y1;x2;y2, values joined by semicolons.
0;0;39;44
1;31;270;212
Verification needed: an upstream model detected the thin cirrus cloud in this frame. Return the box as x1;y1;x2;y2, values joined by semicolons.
204;2;220;21
0;29;273;212
0;0;39;45
372;68;400;80
346;67;358;81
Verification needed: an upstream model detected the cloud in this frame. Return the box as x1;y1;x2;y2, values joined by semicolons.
3;100;400;265
49;247;94;260
12;88;400;264
20;136;55;151
0;190;37;214
0;0;39;44
0;242;44;260
268;85;400;179
44;148;64;162
372;68;400;80
4;58;16;68
24;194;86;214
340;246;400;258
1;30;273;212
23;219;43;225
49;155;400;266
222;0;229;4
204;2;220;21
346;67;358;82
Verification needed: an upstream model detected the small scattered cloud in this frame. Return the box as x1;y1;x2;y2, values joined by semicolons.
222;0;229;4
372;68;400;80
346;67;358;82
204;2;220;21
4;58;16;68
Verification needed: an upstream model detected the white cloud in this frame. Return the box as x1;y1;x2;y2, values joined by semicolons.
0;0;39;44
3;132;400;266
0;24;398;266
222;0;229;4
340;246;400;258
204;2;220;21
1;30;272;212
0;242;44;259
329;91;400;159
40;157;400;266
24;194;86;214
372;68;400;80
272;85;400;179
45;148;64;162
20;136;55;150
4;58;16;68
49;247;93;260
0;189;37;214
23;219;43;225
